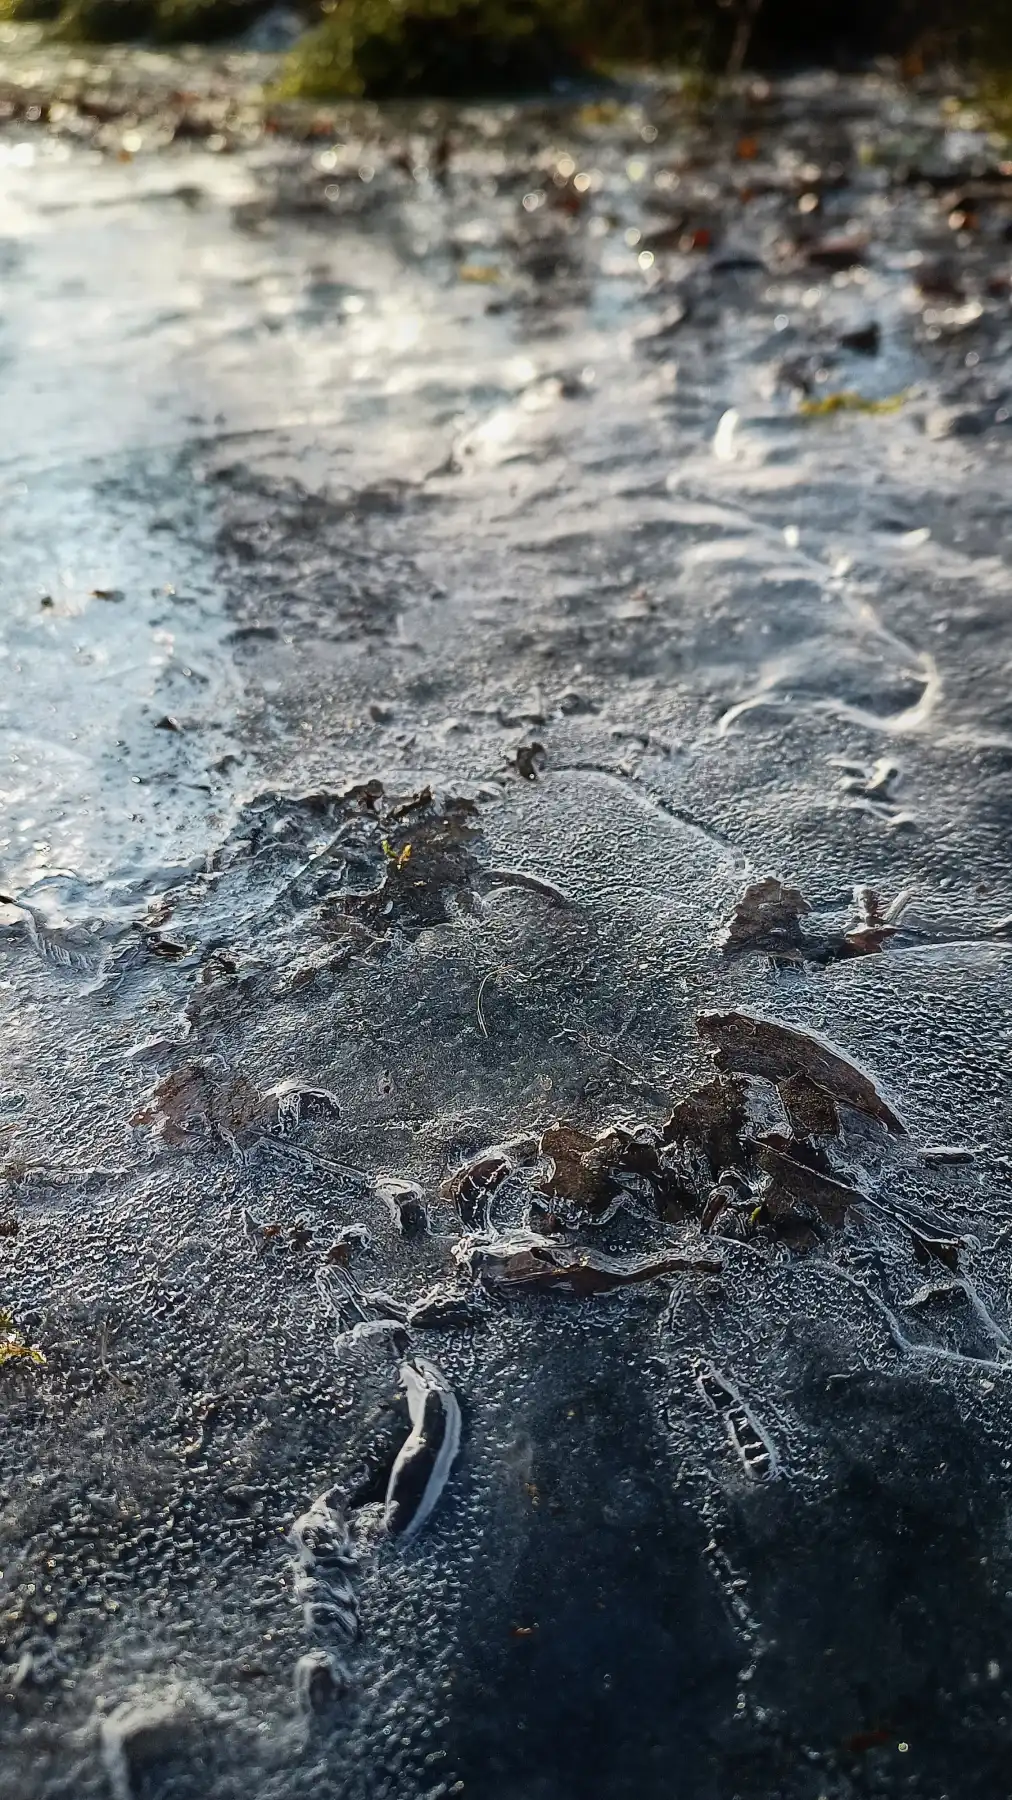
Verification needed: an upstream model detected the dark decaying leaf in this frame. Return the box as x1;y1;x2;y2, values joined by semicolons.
842;883;899;956
130;1064;216;1149
806;237;868;271
374;1177;428;1237
342;794;486;931
297;778;384;817
441;1145;534;1230
206;1075;265;1150
273;944;354;996
456;1233;721;1297
132;1066;341;1155
536;1123;612;1210
141;932;191;961
717;876;910;965
227;780;566;938
841;924;896;957
840;322;882;355
757;1138;863;1229
243;1212;315;1255
661;1076;750;1180
718;877;811;956
442;1154;510;1229
323;1223;372;1265
385;785;433;820
424;1001;922;1271
444;1124;681;1231
776;1072;840;1138
407;1283;488;1329
697;1010;906;1133
535;1119;701;1222
700;1180;749;1234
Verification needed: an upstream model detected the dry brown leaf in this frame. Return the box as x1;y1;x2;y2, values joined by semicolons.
697;1010;906;1133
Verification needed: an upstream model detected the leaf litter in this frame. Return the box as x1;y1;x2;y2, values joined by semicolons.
181;779;571;974
260;982;987;1620
120;964;986;1702
74;811;999;1652
717;876;913;965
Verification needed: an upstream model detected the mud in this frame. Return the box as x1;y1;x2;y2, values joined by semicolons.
2;50;1012;1800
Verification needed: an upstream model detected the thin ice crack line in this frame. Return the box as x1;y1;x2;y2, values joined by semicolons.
819;1264;1012;1375
550;762;748;865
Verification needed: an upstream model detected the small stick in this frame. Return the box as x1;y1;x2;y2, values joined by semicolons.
264;1138;370;1187
727;0;763;77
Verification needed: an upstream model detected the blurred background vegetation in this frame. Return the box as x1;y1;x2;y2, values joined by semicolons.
2;0;1011;94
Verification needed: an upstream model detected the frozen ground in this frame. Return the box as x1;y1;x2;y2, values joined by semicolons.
2;49;1012;1799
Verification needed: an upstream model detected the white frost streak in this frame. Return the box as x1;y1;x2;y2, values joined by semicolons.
384;1356;462;1541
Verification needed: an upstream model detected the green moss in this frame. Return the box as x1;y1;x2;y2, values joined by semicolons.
42;0;266;40
155;0;266;39
277;0;586;101
54;0;154;38
948;0;1012;132
0;0;62;21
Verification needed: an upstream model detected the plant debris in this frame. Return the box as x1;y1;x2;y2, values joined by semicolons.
341;791;487;931
661;1076;751;1184
407;1283;489;1329
774;1072;842;1139
910;1228;962;1271
512;741;547;781
717;876;811;956
454;1233;721;1297
442;1151;514;1229
718;876;910;965
0;1309;45;1369
441;1138;537;1230
129;1063;217;1149
375;1177;429;1237
131;1065;341;1155
433;1002;919;1265
797;389;906;417
756;1137;863;1230
535;1122;620;1213
697;1010;907;1133
241;1210;316;1255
